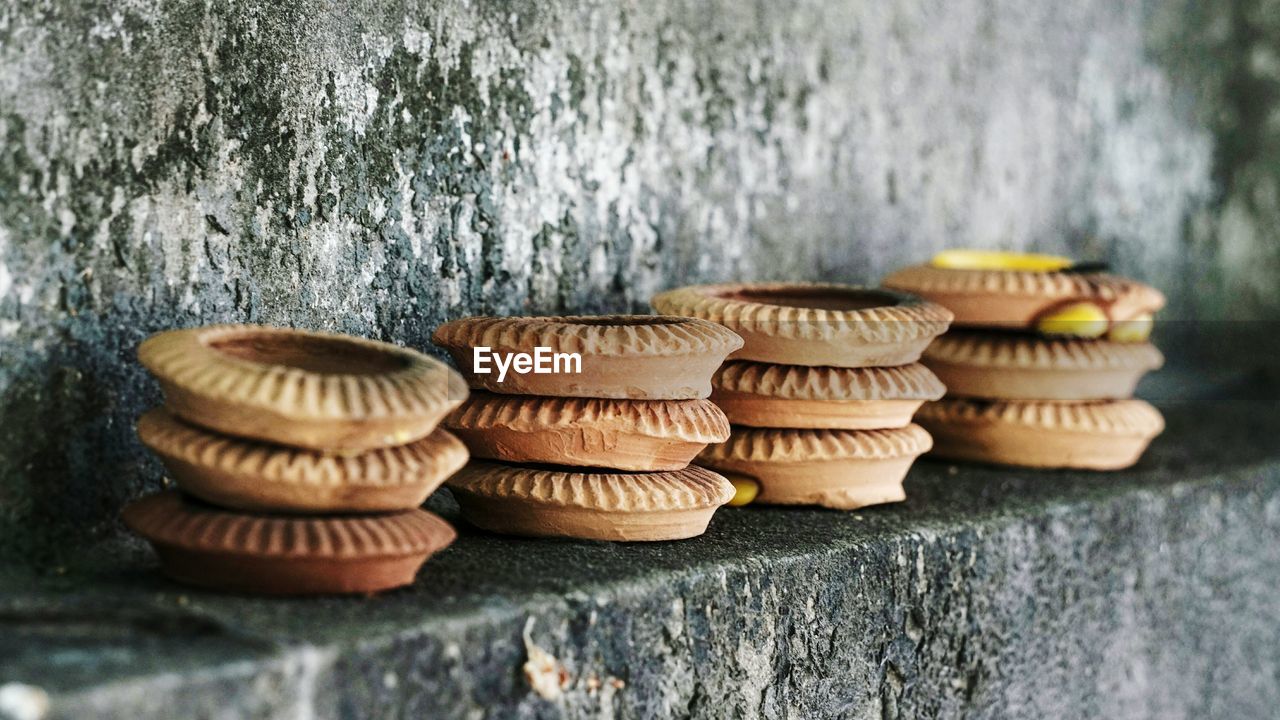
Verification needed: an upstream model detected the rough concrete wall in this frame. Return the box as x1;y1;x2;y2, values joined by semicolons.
1146;0;1280;319
0;0;1272;559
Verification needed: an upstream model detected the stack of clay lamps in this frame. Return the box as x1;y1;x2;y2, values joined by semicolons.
883;249;1166;469
652;283;953;510
432;316;742;541
122;324;469;595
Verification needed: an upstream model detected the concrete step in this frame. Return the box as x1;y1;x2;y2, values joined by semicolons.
3;352;1278;719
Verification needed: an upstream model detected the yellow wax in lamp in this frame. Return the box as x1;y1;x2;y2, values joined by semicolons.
930;249;1075;272
1108;313;1155;343
1035;302;1109;338
726;476;760;507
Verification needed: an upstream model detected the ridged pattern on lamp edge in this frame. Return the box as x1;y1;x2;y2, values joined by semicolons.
650;283;953;343
923;331;1164;370
699;424;933;463
923;331;1165;370
882;265;1167;310
137;408;468;486
139;325;465;421
122;491;455;558
447;462;734;511
446;393;729;442
713;361;945;401
916;398;1165;435
432;315;743;357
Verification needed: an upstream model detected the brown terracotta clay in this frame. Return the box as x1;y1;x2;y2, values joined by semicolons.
121;490;457;595
651;282;953;367
922;331;1164;401
432;315;742;399
697;425;933;510
915;398;1165;470
882;264;1165;335
139;324;468;453
711;361;945;429
137;407;468;513
445;392;728;471
446;462;735;541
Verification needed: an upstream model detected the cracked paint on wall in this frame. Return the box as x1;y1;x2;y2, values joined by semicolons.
0;0;1266;559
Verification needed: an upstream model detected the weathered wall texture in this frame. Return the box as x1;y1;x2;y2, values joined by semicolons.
0;0;1275;558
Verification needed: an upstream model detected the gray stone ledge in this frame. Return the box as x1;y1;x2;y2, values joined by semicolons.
3;354;1279;719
